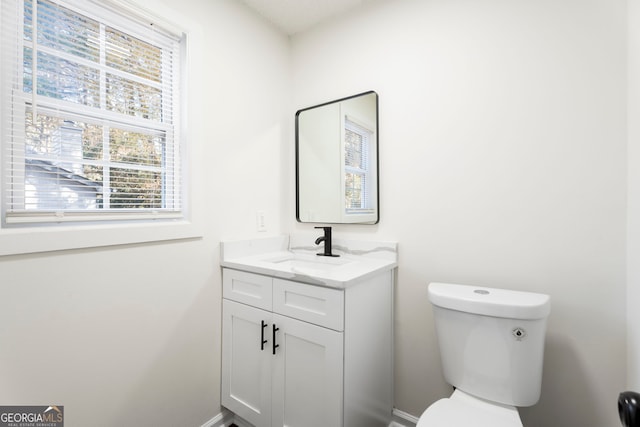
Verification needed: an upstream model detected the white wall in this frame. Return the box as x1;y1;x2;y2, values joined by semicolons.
291;0;627;425
629;0;640;390
298;103;343;221
1;0;633;425
0;0;290;425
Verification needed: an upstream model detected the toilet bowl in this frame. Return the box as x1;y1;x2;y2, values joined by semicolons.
418;282;551;427
417;389;522;427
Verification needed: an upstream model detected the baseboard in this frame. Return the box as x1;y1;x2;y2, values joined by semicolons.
391;407;419;427
200;408;235;427
205;407;419;427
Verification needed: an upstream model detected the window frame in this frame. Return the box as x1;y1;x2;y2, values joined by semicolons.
343;117;372;212
0;0;202;256
339;108;377;224
3;0;183;225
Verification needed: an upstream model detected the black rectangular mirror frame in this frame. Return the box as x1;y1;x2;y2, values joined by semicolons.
295;91;379;224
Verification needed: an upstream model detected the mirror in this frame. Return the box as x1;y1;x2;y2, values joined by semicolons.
296;91;379;224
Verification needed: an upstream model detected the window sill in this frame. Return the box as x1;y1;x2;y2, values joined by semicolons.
0;219;203;256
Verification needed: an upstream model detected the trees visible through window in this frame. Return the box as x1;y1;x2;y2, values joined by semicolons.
344;118;372;213
1;0;183;224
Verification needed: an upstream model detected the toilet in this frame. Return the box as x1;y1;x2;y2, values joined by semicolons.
418;282;551;427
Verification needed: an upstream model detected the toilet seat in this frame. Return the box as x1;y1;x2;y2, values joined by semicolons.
417;390;523;427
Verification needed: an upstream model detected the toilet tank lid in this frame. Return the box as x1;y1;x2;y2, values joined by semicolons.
428;282;550;320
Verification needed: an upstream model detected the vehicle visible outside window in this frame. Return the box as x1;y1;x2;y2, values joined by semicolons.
1;0;184;225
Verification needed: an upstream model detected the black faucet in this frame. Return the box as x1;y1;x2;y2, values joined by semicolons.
314;226;340;257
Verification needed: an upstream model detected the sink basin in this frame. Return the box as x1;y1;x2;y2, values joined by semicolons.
220;236;397;287
264;253;352;271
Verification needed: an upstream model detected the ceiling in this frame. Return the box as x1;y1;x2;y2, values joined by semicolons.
240;0;379;35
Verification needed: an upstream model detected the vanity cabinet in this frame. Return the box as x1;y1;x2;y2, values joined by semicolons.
221;268;393;427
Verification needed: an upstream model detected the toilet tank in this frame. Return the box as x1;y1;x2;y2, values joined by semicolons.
428;282;550;407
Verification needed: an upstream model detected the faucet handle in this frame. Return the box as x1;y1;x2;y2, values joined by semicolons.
313;226;339;257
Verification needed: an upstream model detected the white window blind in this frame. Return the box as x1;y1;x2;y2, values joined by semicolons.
344;117;373;214
1;0;183;225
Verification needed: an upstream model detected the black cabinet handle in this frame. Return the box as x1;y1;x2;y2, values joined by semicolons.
261;320;267;351
272;324;280;355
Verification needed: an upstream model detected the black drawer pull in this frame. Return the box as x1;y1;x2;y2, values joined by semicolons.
272;324;280;355
260;320;268;351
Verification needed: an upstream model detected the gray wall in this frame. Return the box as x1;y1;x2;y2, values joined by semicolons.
629;0;640;390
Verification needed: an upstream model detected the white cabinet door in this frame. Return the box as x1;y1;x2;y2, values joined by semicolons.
271;313;344;427
222;300;272;427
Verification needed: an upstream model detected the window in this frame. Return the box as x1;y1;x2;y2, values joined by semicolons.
344;117;374;215
1;0;184;225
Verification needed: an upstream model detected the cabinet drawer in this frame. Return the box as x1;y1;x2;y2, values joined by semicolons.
273;279;344;331
223;269;272;310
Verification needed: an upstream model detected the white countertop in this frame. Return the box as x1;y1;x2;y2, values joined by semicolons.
220;235;397;288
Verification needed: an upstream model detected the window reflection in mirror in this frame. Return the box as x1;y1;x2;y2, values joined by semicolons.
296;91;378;224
